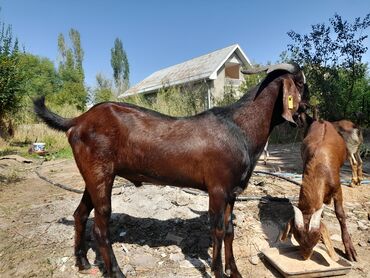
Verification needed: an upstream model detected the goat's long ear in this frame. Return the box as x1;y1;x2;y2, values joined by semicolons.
293;205;304;229
309;206;324;231
282;78;301;124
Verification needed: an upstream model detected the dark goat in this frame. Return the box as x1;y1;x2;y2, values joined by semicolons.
281;120;357;262
34;63;307;278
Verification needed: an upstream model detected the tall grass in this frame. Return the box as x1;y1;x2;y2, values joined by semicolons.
124;82;207;117
0;103;79;158
8;123;72;158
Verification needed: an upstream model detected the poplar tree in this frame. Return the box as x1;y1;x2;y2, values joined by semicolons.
110;38;129;95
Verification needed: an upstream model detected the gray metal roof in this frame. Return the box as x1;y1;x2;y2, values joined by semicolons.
120;44;252;97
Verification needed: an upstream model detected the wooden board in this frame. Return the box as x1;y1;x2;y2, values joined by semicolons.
262;246;352;277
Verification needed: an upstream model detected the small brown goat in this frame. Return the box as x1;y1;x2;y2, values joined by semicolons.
298;110;364;187
332;120;364;187
282;120;357;262
34;63;307;278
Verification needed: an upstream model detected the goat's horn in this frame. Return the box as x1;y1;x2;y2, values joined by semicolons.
241;63;301;75
308;206;324;231
241;66;269;74
292;205;304;229
266;63;300;74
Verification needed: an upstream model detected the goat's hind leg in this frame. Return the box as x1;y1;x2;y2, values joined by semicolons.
224;197;242;278
349;154;359;187
355;152;363;183
91;178;125;278
74;189;94;271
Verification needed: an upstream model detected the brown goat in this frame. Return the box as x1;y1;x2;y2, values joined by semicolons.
281;120;357;262
332;120;364;187
297;111;364;187
34;63;307;278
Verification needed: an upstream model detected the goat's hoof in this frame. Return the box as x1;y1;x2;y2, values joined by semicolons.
211;268;224;278
225;267;242;278
349;182;357;187
112;270;126;278
76;257;91;271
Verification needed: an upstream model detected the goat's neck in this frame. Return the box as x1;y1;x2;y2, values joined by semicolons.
298;170;325;214
233;83;281;155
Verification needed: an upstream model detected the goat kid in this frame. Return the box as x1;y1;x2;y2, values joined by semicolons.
332;120;364;187
298;111;364;187
281;120;357;262
34;63;307;278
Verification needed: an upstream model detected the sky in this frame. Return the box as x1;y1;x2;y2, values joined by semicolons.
1;0;369;88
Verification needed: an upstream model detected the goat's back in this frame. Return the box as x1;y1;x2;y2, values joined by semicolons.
300;121;347;208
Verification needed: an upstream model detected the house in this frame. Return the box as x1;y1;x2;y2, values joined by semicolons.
119;44;252;109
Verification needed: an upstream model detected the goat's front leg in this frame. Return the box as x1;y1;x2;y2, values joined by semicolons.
224;197;242;278
333;188;357;261
74;189;94;271
320;222;338;261
209;189;227;278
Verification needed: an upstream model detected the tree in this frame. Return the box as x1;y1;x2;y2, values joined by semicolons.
69;28;84;79
56;29;86;111
93;73;114;104
110;38;129;95
19;53;59;98
15;53;60;123
0;21;24;138
285;13;370;121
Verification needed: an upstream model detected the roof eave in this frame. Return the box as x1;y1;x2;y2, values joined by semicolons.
209;44;253;79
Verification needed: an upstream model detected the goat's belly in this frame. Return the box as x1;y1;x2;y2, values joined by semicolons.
117;171;208;192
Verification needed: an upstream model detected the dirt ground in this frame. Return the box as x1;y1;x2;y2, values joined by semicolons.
0;143;369;278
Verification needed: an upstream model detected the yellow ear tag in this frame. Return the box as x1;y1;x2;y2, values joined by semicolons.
288;95;294;109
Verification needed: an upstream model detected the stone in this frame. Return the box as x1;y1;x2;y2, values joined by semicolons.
165;233;183;245
248;255;260;265
357;220;368;231
119;231;127;237
130;253;158;268
169;252;185;262
122;264;136;276
330;234;342;242
179;257;205;269
358;241;368;247
172;195;190;206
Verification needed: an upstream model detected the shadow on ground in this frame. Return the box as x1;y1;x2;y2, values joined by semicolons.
61;211;213;277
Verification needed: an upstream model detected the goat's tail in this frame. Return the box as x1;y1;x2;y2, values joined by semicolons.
33;96;74;132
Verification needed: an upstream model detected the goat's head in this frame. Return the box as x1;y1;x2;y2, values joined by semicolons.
242;63;309;126
282;205;324;260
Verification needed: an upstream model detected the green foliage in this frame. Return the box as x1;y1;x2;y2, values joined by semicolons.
285;13;370;123
239;71;265;93
0;21;25;138
56;30;87;111
111;38;129;95
93;73;115;104
19;54;59;98
215;86;238;106
123;82;207;116
15;53;60;124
